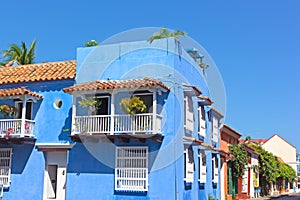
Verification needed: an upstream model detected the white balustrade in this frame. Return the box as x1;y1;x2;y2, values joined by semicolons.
73;113;162;135
0;119;35;138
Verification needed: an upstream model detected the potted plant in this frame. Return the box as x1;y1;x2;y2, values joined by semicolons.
78;97;102;115
0;104;17;118
119;96;146;115
119;97;147;133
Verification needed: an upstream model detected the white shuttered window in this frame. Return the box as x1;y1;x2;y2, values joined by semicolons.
198;150;207;183
184;95;194;133
0;148;12;187
115;146;148;191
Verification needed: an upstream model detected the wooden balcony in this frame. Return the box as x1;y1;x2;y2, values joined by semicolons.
0;119;35;138
73;113;162;135
0;119;36;144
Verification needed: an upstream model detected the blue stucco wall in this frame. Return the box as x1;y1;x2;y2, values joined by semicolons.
66;38;218;200
0;79;74;199
0;38;220;200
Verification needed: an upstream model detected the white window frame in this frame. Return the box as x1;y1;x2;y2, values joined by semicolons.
133;92;153;114
184;95;194;133
15;100;33;120
184;148;194;183
212;115;219;143
212;156;219;183
198;106;206;137
0;148;12;187
198;150;207;183
115;146;148;192
242;167;249;193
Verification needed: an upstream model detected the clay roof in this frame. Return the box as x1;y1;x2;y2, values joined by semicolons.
0;60;76;84
240;139;267;145
63;78;170;93
183;84;202;95
221;124;242;139
198;95;214;105
0;87;43;99
209;107;224;118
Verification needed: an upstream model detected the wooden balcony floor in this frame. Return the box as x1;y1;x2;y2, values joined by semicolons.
70;133;164;144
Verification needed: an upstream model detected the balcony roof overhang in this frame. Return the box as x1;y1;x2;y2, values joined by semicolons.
198;95;214;106
183;84;202;96
0;87;43;101
36;143;74;152
63;77;170;95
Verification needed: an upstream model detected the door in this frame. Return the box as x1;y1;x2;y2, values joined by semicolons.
47;165;58;199
43;152;67;200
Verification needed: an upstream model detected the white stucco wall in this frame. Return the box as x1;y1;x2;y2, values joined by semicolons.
262;134;297;172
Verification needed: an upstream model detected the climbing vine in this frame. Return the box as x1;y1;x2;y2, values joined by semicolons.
229;143;248;179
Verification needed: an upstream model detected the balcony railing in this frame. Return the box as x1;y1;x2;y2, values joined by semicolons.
0;119;35;138
73;113;162;135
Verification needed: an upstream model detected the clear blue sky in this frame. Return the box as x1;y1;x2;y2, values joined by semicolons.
1;1;300;150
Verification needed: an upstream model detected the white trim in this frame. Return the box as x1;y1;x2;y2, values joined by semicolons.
115;146;148;191
198;150;207;183
0;148;12;187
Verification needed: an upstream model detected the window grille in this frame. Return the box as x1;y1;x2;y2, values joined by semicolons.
115;146;148;191
0;148;12;187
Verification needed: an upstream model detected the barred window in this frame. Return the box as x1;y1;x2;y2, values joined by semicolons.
115;146;148;191
0;148;12;187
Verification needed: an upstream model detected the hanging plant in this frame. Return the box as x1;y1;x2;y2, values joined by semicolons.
0;104;17;118
120;96;146;115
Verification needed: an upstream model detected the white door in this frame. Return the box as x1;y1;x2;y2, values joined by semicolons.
43;152;67;200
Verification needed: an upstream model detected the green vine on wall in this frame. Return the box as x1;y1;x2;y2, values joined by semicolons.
229;143;248;179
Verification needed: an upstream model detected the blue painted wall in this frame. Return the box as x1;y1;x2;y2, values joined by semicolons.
0;79;74;199
0;38;221;200
65;38;219;200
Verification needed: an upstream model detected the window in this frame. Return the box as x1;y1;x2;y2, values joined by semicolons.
212;155;219;183
134;93;153;113
115;146;148;191
198;106;206;137
184;94;194;134
184;148;194;183
15;101;32;120
0;148;12;187
212;116;219;143
198;150;206;183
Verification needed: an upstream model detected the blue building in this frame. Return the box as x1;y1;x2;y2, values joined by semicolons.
0;38;223;200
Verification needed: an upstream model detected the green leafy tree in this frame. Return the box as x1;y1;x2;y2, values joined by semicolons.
0;40;36;66
84;40;99;47
147;28;187;43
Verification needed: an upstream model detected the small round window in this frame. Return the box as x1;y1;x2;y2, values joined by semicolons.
54;99;63;109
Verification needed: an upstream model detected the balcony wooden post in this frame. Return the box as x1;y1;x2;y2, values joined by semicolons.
20;96;27;137
152;91;157;134
71;94;77;135
110;92;115;135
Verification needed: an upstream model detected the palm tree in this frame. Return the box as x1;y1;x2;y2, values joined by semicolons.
0;40;36;66
147;28;186;43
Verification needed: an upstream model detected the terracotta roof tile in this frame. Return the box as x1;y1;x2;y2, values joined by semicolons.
63;78;170;93
0;60;76;84
0;87;43;98
198;95;214;105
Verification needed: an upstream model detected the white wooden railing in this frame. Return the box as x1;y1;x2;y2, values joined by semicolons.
73;113;162;135
0;119;35;138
